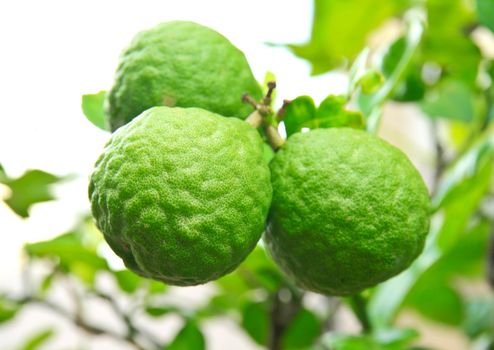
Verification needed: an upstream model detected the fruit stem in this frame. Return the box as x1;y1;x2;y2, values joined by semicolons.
265;124;285;151
349;293;373;333
242;81;287;151
246;110;263;129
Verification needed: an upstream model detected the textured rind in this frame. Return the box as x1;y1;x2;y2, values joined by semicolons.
89;107;272;285
107;21;262;131
264;128;430;296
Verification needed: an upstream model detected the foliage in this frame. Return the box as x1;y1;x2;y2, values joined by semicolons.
2;0;494;349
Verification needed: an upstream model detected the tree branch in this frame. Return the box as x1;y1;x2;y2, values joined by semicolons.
349;293;372;333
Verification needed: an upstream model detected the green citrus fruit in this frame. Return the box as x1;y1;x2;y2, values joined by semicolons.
264;128;430;296
89;106;272;285
106;21;262;131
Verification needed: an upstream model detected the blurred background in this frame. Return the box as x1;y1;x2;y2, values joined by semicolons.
1;0;493;349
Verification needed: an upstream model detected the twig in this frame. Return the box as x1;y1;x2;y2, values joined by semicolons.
348;294;372;333
88;290;162;349
430;120;447;196
14;295;149;350
487;226;494;290
242;81;287;150
268;288;303;350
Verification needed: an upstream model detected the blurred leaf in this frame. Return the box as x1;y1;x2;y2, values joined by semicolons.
421;80;476;122
434;220;491;278
320;328;418;350
241;301;269;345
283;96;317;137
434;134;494;209
348;49;371;95
196;294;242;319
0;296;20;324
167;320;205;350
39;272;55;296
311;95;364;129
282;308;321;349
0;163;6;182
358;69;385;95
348;49;384;95
0;168;66;218
216;245;284;294
463;299;494;338
289;0;411;74
145;305;179;317
403;221;490;326
25;232;108;285
359;11;425;132
477;0;494;32
114;270;142;294
373;328;420;348
148;280;168;294
20;329;55;350
82;91;108;131
423;0;481;86
379;36;425;102
406;281;464;325
394;70;426;102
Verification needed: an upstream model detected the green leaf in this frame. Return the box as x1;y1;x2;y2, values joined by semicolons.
1;168;66;218
25;232;108;285
348;49;384;95
167;320;205;350
145;305;178;317
463;299;494;338
241;301;269;345
282;308;321;349
196;294;242;319
405;281;464;325
478;0;494;32
0;296;20;324
434;134;494;209
423;0;481;86
39;272;55;296
283;96;317;137
0;163;6;182
148;280;168;294
284;95;364;135
320;328;418;350
437;220;491;278
289;0;411;74
359;11;425;132
421;80;476;122
358;69;385;95
379;36;425;102
402;220;489;326
312;95;364;129
114;270;142;294
20;329;55;350
82;91;109;131
216;245;284;294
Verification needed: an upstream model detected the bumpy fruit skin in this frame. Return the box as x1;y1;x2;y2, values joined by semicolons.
107;21;262;131
264;128;430;296
89;106;272;285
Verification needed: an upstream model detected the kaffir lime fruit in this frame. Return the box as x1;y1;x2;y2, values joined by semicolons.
106;21;262;131
264;128;430;296
89;106;272;285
